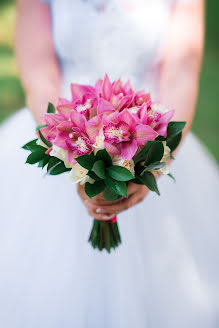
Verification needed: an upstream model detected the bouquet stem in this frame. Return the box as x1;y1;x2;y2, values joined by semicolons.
88;216;121;253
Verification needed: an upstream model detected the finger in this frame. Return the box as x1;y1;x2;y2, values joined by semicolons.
127;182;138;196
86;202;116;220
95;214;116;221
89;196;124;206
87;207;116;221
96;193;141;215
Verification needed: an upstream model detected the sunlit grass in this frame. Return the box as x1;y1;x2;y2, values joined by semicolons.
0;2;15;47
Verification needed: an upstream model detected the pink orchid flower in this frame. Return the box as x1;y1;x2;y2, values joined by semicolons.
137;104;175;137
102;109;158;160
54;111;93;164
57;85;98;120
133;90;152;107
97;75;135;113
37;111;68;146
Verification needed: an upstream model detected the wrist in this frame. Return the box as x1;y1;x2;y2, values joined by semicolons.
26;86;60;124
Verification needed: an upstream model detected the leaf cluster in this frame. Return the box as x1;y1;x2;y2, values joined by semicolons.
22;137;70;176
133;121;186;194
76;149;134;201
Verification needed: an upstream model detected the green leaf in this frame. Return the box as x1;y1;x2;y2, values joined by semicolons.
167;121;186;139
166;131;182;152
107;165;134;181
144;141;164;165
26;150;46;164
131;177;144;185
26;144;47;153
104;223;111;253
96;149;112;167
105;174;127;197
38;155;50;168
103;187;122;202
76;154;96;170
133;141;152;164
36;124;47;132
85;180;105;199
38;129;52;148
49;162;71;175
138;171;160;195
167;173;176;182
155;135;166;141
38;160;44;168
47;156;61;172
22;139;38;151
47;102;56;113
92;160;106;179
87;171;102;181
140;161;165;175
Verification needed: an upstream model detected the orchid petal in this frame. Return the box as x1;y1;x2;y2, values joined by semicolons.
122;80;132;95
102;74;113;101
138;104;147;125
86;115;102;144
57;97;73;108
112;78;122;95
97;98;115;114
71;83;95;101
67;151;77;164
70;110;86;133
155;109;175;136
102;110;119;126
56;121;73;133
95;78;103;96
121;139;138;160
44;114;64;127
37;126;57;144
134;124;157;145
118;109;136;131
117;95;132;111
104;141;120;155
57;98;74;119
45;147;52;155
135;91;151;106
54;131;69;150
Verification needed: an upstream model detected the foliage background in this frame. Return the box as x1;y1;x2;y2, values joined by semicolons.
0;0;218;162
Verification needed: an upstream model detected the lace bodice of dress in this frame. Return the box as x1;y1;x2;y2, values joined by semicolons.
47;0;174;96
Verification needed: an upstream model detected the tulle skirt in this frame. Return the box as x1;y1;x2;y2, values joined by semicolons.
0;108;219;328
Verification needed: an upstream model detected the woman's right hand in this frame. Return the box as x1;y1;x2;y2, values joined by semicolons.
77;184;118;221
77;182;150;221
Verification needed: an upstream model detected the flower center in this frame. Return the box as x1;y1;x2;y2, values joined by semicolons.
103;122;130;143
76;99;92;113
128;106;139;114
108;126;123;138
75;137;91;155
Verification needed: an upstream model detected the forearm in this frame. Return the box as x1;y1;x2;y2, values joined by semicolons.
159;58;201;138
15;0;61;124
159;1;204;143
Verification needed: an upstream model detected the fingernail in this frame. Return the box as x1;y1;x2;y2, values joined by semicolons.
102;214;115;221
102;215;111;220
96;208;104;213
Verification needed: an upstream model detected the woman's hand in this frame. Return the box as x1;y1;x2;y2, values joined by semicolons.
77;182;150;221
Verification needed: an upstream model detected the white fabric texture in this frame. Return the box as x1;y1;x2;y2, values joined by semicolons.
0;1;219;327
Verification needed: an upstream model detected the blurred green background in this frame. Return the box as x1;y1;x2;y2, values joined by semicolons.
0;0;218;162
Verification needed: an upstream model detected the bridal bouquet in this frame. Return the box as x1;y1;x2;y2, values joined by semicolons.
23;74;185;253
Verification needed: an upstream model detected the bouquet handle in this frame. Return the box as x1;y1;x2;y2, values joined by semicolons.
88;216;121;253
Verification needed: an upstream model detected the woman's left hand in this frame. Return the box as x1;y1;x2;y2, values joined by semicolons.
77;182;150;221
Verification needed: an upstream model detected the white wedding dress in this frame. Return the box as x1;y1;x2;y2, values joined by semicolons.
0;0;219;327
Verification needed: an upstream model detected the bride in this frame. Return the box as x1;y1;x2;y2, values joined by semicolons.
0;0;218;327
